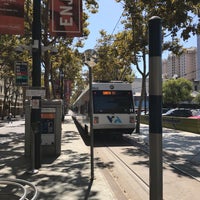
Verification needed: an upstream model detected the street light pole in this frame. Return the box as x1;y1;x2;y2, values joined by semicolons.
83;49;97;180
88;65;94;180
31;0;42;171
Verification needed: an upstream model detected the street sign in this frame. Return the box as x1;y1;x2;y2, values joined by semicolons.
26;88;46;97
15;61;28;86
26;89;45;97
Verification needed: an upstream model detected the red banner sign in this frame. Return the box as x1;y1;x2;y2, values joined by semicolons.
64;80;72;103
0;0;24;35
50;0;82;37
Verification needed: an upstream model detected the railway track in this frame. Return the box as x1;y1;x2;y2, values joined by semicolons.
94;135;200;200
94;137;149;200
74;116;200;199
123;135;200;183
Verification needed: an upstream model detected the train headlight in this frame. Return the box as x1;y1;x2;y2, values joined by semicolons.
129;116;135;123
93;116;99;124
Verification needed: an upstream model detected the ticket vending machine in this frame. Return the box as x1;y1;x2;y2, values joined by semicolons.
41;108;55;145
40;100;62;156
25;99;62;157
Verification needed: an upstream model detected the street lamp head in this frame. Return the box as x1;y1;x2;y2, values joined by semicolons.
84;49;97;58
83;49;98;67
14;46;24;53
15;45;32;53
51;47;58;54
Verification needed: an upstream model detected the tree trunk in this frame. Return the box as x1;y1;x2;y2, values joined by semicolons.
44;52;50;99
135;75;146;133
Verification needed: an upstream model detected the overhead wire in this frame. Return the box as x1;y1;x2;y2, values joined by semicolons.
110;9;124;36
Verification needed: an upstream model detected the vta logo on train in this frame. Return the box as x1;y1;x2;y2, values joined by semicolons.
107;116;122;123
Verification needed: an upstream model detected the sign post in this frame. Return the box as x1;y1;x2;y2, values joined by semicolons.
30;0;42;171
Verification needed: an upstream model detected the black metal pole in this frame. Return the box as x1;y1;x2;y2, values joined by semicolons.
149;16;163;200
84;49;96;180
89;66;94;180
31;0;41;170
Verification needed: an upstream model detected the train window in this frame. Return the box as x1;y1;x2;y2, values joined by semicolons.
93;90;134;114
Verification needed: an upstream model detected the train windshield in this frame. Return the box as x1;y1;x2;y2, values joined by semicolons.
93;90;134;114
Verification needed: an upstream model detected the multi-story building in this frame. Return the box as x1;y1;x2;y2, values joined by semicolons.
162;59;168;79
0;80;4;114
167;53;181;79
197;35;200;81
0;79;23;117
162;47;197;81
180;48;197;80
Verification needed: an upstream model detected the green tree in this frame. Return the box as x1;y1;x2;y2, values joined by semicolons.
192;93;200;104
0;35;25;119
0;0;100;114
114;0;200;132
163;78;193;105
94;30;135;82
4;0;99;97
26;0;99;99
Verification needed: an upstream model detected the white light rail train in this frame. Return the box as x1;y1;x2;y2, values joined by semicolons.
72;81;136;135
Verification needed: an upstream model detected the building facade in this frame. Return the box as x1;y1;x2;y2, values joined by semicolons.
0;79;23;117
162;47;197;81
197;35;200;81
180;48;197;80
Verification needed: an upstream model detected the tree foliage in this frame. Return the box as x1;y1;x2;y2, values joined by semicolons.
113;0;200;132
93;30;135;82
192;93;200;104
0;0;200;116
0;35;26;119
0;0;100;97
163;78;193;105
0;0;100;115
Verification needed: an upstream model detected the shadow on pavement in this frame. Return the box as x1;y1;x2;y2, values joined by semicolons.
0;120;101;200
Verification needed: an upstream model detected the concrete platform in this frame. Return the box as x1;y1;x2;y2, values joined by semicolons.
0;115;116;200
1;114;200;199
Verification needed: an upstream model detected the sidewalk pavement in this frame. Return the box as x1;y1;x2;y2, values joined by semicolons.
1;114;200;199
128;124;200;181
0;114;116;200
0;115;23;127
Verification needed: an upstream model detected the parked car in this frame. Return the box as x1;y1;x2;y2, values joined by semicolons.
186;109;200;118
162;108;170;114
188;114;200;119
162;108;193;117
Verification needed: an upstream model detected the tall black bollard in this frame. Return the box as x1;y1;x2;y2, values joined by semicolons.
149;16;163;200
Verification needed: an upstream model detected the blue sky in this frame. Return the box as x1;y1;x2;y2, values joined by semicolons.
80;1;198;77
81;0;197;53
81;0;124;51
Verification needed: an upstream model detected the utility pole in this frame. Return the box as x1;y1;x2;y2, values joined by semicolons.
31;0;42;170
